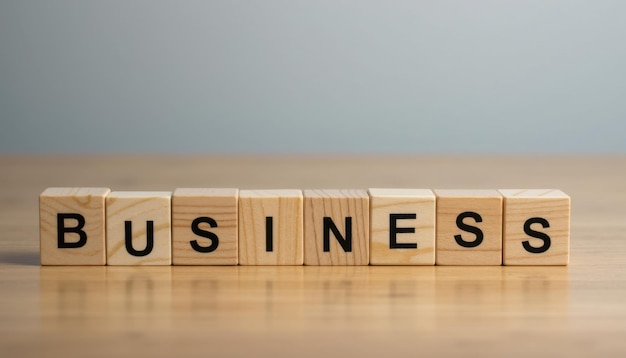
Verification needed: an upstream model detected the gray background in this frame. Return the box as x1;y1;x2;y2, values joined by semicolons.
1;0;624;154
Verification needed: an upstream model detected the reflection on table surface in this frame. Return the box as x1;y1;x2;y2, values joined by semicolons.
39;266;568;333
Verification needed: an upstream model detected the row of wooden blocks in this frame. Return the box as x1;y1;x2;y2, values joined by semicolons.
39;188;570;266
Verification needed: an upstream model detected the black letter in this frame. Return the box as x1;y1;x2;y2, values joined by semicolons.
454;211;483;248
265;216;273;252
125;221;154;257
523;217;551;254
389;213;417;249
190;217;219;253
57;213;87;248
323;217;352;252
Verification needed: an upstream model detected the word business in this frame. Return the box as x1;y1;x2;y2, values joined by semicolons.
39;188;570;266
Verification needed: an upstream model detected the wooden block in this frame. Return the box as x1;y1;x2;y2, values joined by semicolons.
499;189;570;265
238;190;303;265
172;188;238;265
435;190;502;265
303;189;369;265
106;191;172;265
39;187;110;265
369;188;436;265
172;188;239;265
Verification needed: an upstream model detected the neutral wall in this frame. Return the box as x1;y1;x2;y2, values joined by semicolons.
1;1;625;153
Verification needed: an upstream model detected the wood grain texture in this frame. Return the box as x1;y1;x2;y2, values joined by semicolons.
39;187;110;265
172;188;238;265
435;189;503;265
239;190;303;265
303;189;369;265
3;155;626;358
106;191;172;265
499;189;570;265
369;188;435;265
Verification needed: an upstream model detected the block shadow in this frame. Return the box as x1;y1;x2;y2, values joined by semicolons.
0;251;40;266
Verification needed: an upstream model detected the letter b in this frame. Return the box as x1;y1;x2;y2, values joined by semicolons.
57;213;87;248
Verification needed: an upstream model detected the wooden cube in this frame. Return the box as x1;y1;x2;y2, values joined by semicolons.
106;192;172;265
435;190;503;265
239;190;303;265
499;189;570;265
39;187;110;265
303;189;369;265
369;188;435;265
172;188;238;265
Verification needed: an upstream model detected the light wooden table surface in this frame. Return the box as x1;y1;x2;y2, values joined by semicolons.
1;155;625;357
